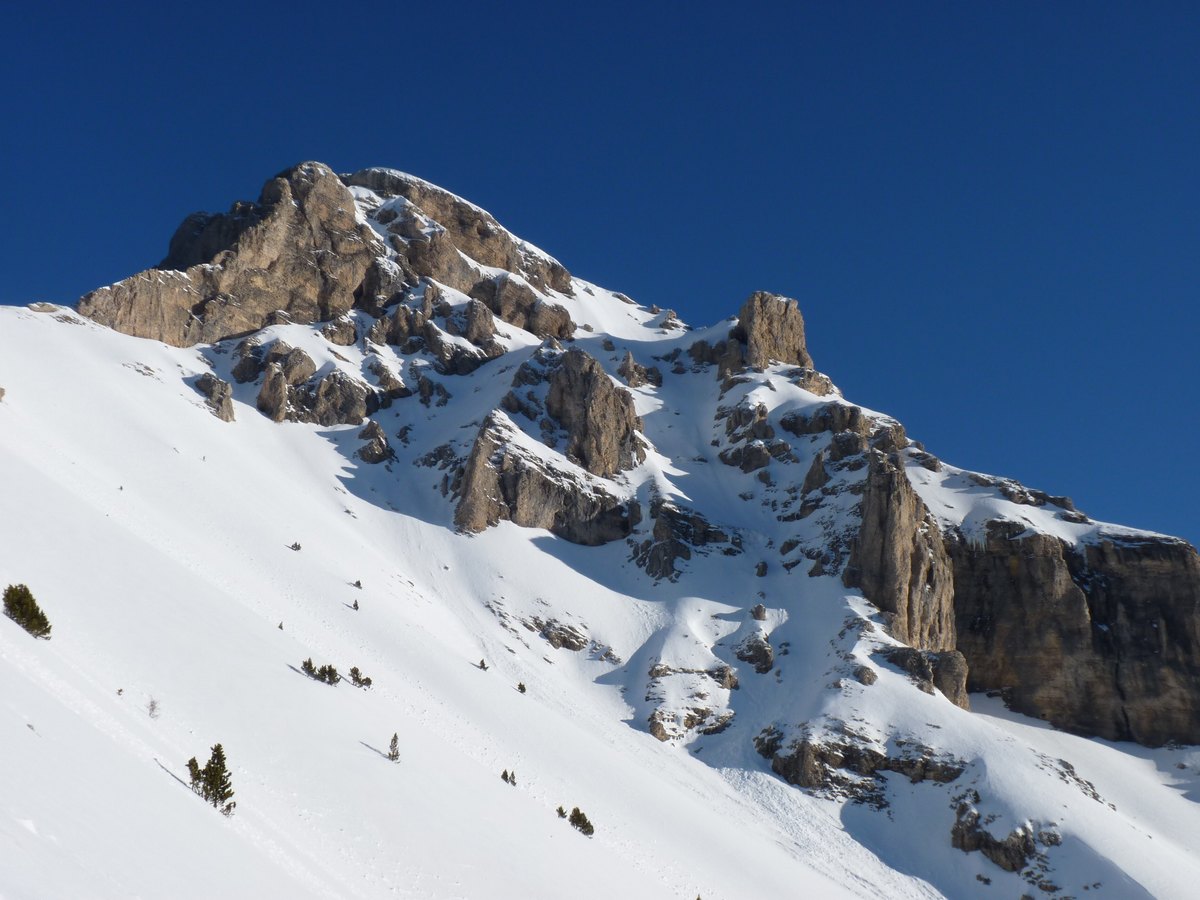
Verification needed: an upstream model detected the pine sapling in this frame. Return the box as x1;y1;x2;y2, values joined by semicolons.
186;744;236;816
569;807;594;836
387;732;399;762
3;584;51;639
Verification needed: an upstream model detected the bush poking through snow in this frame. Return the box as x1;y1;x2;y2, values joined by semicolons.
568;807;594;836
349;666;373;688
3;584;51;639
517;682;527;694
187;744;236;816
300;658;341;685
387;733;399;762
557;806;567;819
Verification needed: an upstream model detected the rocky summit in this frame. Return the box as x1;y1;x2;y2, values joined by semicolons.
4;160;1200;898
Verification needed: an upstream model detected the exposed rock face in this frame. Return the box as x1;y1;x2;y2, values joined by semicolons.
617;351;662;388
454;414;636;545
545;350;644;477
759;731;964;806
356;420;393;464
255;364;375;427
367;289;504;375
844;451;957;652
321;317;358;346
79;163;381;347
631;499;742;581
882;647;969;709
735;632;775;674
526;617;588;651
366;358;410;405
687;292;814;376
193;373;234;422
266;344;317;386
256;365;289;422
731;292;813;370
951;802;1037;872
949;524;1200;744
470;273;574;341
342;168;572;295
308;371;373;426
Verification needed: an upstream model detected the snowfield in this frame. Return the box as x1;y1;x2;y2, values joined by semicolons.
3;298;1200;899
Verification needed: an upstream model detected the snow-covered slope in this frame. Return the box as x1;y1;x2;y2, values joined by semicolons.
4;165;1200;899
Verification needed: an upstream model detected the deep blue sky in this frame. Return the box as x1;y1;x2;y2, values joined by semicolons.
4;2;1198;545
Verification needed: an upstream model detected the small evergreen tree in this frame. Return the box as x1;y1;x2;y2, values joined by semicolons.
517;682;527;694
202;744;236;816
557;806;567;819
301;657;316;676
3;584;51;639
349;666;372;688
387;732;399;762
187;744;236;816
316;663;341;685
569;807;594;836
186;756;202;792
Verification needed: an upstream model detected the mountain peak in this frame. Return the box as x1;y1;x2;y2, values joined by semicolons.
4;160;1199;897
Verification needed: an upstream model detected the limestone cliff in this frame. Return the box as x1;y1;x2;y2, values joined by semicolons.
79;163;381;347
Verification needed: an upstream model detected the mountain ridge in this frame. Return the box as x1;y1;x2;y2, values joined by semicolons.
2;160;1199;898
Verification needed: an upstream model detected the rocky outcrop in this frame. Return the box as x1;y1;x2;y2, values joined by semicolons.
266;344;317;386
342;167;573;295
79;163;381;346
951;801;1038;873
687;292;814;376
193;373;234;422
882;647;969;709
735;631;775;674
617;351;662;388
469;273;574;341
256;365;289;422
356;420;392;464
321;317;358;346
366;358;410;405
545;350;644;477
454;413;636;545
949;523;1200;744
731;291;814;370
757;729;964;807
368;289;504;375
307;371;373;426
844;451;957;652
256;364;376;427
631;499;742;581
